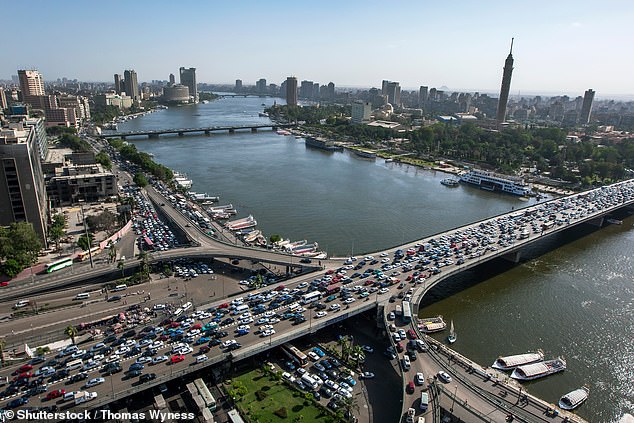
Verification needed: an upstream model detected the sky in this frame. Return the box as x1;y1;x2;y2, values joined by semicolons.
4;0;634;97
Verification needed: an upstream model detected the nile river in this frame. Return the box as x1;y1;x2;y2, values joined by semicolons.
117;96;633;422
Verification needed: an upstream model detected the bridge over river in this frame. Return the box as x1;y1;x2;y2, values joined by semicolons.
1;180;632;420
98;123;295;139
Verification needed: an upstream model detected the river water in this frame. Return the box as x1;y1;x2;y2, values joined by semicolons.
117;96;633;422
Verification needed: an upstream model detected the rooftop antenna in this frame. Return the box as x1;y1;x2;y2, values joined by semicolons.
510;37;514;54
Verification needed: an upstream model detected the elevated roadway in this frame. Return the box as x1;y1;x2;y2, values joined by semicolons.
98;123;295;139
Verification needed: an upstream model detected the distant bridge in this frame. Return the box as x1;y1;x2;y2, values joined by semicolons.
98;123;295;139
215;93;278;98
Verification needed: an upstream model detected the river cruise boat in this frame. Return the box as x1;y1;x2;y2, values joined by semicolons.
305;136;343;152
459;169;531;196
418;316;446;333
492;350;544;371
440;178;459;187
510;357;566;381
353;149;377;159
558;386;589;410
226;215;257;230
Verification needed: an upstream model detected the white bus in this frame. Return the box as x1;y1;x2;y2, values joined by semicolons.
194;378;216;411
301;291;321;305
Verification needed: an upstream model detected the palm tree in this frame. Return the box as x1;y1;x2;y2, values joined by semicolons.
341;394;360;423
108;244;117;263
117;259;125;278
138;251;150;283
350;345;365;368
64;325;78;345
337;336;350;362
0;338;5;368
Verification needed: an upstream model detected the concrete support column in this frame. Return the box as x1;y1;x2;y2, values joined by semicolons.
586;216;604;227
204;131;210;136
178;132;184;137
251;128;257;133
501;249;522;263
229;129;235;133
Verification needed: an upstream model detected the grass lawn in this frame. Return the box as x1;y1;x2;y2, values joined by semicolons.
230;368;339;423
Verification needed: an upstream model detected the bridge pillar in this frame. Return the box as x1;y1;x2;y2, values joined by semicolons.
501;250;522;263
272;126;278;131
121;136;127;140
229;129;235;133
178;132;184;137
586;216;604;227
204;131;211;136
149;134;159;139
251;128;257;133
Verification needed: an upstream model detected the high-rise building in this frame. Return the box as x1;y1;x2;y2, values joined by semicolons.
418;86;429;105
327;82;335;100
300;80;314;99
256;78;267;93
351;101;372;124
18;70;46;108
179;67;197;103
235;79;243;92
0;119;49;246
381;80;390;96
169;73;175;85
123;69;139;102
0;88;7;110
386;82;401;107
579;89;595;125
114;74;123;94
286;76;298;106
496;38;515;124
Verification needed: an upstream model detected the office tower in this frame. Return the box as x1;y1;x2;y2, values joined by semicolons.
0;119;48;246
496;38;515;124
114;74;123;94
419;86;429;105
123;69;139;102
327;82;335;100
0;88;7;110
300;80;314;99
256;78;267;93
169;74;176;85
386;82;401;107
579;89;595;124
351;101;372;124
235;79;243;92
179;67;197;103
18;70;45;107
286;76;298;106
381;80;390;96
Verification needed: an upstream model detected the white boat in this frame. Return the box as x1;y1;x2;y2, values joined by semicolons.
606;218;623;225
418;316;446;333
459;169;531;196
511;357;566;381
440;178;459;187
492;350;544;371
558;386;589;410
447;320;456;344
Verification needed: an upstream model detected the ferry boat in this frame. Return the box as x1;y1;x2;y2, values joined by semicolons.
276;129;291;136
173;174;193;189
492;350;544;371
418;316;447;333
440;178;459;187
244;230;262;243
558;386;589;410
207;204;234;212
510;357;566;381
459;169;531;196
353;149;377;159
258;112;269;117
305;136;343;152
226;215;257;230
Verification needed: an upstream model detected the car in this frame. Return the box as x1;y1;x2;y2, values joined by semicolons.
196;355;209;363
415;372;425;386
307;351;320;361
282;372;295;382
68;372;88;384
315;311;327;318
136;356;153;364
313;362;325;372
171;354;185;363
85;377;105;388
343;297;356;304
46;389;66;400
437;371;452;383
102;365;122;376
361;345;374;353
152;355;169;365
7;397;28;408
406;381;415;394
139;373;157;383
360;372;375;379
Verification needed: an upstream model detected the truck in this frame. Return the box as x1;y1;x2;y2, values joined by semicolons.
74;390;98;405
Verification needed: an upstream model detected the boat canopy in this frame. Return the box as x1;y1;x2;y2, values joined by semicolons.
561;388;589;406
516;362;549;377
496;353;543;368
421;322;445;331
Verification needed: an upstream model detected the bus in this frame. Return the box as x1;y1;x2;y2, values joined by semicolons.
395;304;402;317
77;246;100;261
402;301;412;323
301;291;321;305
193;378;216;411
45;257;73;273
281;343;308;367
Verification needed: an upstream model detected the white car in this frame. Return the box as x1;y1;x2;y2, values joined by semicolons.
222;339;237;348
343;298;356;304
297;282;308;289
153;304;166;310
105;354;120;364
149;341;164;350
151;355;168;365
379;288;389;294
307;351;320;361
85;377;105;388
261;329;276;337
196;355;209;363
136;356;153;364
282;372;295;382
71;349;86;359
315;311;328;318
330;303;341;311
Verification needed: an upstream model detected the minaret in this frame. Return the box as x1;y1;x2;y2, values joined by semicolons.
496;38;514;124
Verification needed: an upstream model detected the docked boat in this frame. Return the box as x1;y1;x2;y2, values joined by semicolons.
258;112;269;117
305;136;343;152
226;215;257;230
440;178;459;187
459;169;531;196
207;204;234;212
276;129;291;136
492;350;544;371
447;320;456;344
510;357;566;381
353;149;377;159
244;230;262;243
558;386;589;410
606;218;623;225
418;316;447;333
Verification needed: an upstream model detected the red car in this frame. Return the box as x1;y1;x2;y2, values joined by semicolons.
218;303;229;309
406;381;415;394
191;323;202;330
395;342;404;353
171;354;185;364
407;329;417;340
46;389;66;400
17;364;33;373
169;322;181;328
0;281;9;287
199;345;210;354
325;269;335;275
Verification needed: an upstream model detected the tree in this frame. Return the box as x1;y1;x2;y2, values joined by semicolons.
77;234;93;251
341;394;360;422
95;151;112;170
117;259;125;278
108;245;117;263
64;325;78;345
86;210;117;232
269;234;282;244
0;222;42;276
134;172;148;187
0;338;5;367
1;259;23;278
138;251;150;282
48;225;65;253
337;336;350;362
351;345;365;368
